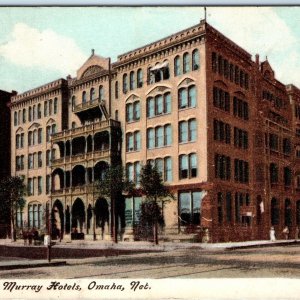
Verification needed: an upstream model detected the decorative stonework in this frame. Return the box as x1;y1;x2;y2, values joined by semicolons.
81;65;103;79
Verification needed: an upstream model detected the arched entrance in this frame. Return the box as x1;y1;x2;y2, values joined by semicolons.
71;198;85;238
95;198;109;239
52;199;64;240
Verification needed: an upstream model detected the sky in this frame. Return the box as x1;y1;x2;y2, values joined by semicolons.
0;7;300;93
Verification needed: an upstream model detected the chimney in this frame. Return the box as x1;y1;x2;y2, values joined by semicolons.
66;75;72;80
255;54;259;65
91;49;95;56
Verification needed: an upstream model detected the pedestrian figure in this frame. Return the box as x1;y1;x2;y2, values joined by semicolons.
282;226;289;240
22;230;28;245
295;226;299;240
270;226;276;242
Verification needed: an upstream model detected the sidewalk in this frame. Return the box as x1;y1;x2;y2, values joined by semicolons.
0;239;298;271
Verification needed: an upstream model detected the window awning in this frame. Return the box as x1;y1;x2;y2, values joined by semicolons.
150;61;169;71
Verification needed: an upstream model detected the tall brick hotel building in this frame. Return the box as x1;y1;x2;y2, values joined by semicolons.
5;20;300;242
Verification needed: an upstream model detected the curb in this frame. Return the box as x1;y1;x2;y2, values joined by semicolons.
0;261;67;271
225;240;299;250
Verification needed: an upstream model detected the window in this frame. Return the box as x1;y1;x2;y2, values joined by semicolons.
46;150;51;166
126;131;141;152
147;92;171;118
90;88;96;101
226;192;232;223
28;131;33;146
32;105;36;120
28;178;33;196
46;175;51;194
284;167;292;186
174;56;181;76
178;85;196;109
99;86;104;101
36;103;41;119
235;193;241;223
16;134;20;149
82;91;87;103
71;96;76;111
148;61;170;84
297;201;300;226
22;109;26;123
38;128;42;144
164;157;172;182
234;159;249;183
130;71;135;90
52;149;56;161
179;119;197;143
49;99;52;115
33;130;37;145
115;81;119;99
44;101;48;117
28;106;32;122
212;52;217;72
137;69;143;88
14;111;17;126
28;203;42;229
217;192;223;224
126;161;141;184
179;191;202;225
46;126;51;142
213;87;230;112
192;49;200;71
183;53;190;74
234;127;248;149
214;120;231;144
179;153;197;179
284;199;292;226
233;97;249;120
270;163;278;184
147;124;172;149
269;133;279;151
28;154;34;169
38;176;43;195
271;198;279;225
20;133;24;148
54;98;58;114
126;101;140;122
283;138;291;155
123;73;128;94
38;151;42;168
215;154;231;180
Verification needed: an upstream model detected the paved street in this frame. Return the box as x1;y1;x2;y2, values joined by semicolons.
0;245;299;279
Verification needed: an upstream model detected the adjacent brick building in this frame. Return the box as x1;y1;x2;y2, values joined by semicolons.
8;20;300;242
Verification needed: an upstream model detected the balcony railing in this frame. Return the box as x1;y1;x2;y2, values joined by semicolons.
51;149;111;167
51;184;97;196
74;98;101;113
52;119;120;141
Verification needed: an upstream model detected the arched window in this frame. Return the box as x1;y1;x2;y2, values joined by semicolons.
90;88;96;101
18;110;21;124
37;104;41;119
285;199;292;226
183;52;190;74
14;111;18;126
192;49;200;70
271;198;279;225
82;91;87;103
123;73;128;94
130;71;135;90
49;99;53;115
71;96;76;111
22;109;26;123
33;105;36;120
28;131;33;146
137;69;143;88
99;86;104;100
115;81;119;99
54;98;58;114
44;101;48;117
174;56;181;76
28;106;32;122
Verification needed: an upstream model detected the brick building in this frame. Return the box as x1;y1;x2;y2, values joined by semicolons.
0;89;14;237
8;20;300;242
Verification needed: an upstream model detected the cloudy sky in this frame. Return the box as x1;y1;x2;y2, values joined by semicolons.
0;7;299;93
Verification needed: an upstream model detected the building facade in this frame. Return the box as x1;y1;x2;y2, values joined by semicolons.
8;20;300;242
